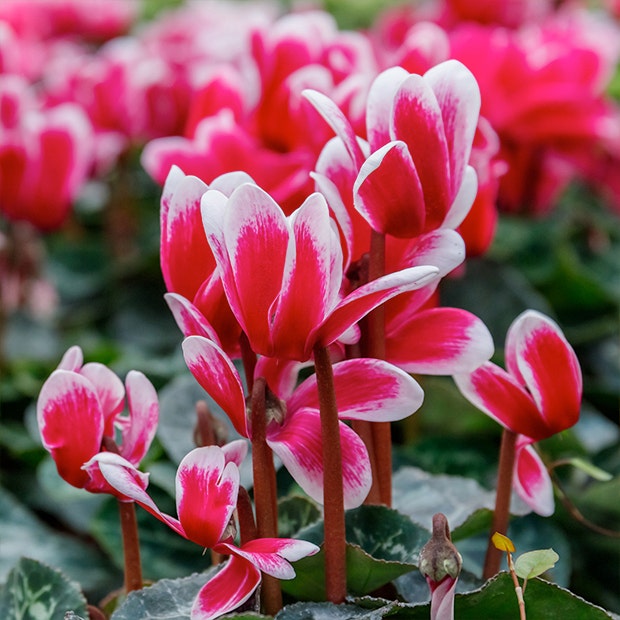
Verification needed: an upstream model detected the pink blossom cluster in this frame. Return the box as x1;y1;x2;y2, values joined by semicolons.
1;0;618;233
31;1;589;618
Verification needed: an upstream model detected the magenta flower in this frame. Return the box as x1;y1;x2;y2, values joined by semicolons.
92;445;319;620
304;59;480;240
201;181;438;361
182;335;425;508
454;310;582;514
0;75;92;231
36;346;158;495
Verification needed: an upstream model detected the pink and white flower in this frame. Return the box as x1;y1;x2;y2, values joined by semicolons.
182;336;426;508
454;310;582;515
93;445;319;620
36;346;158;495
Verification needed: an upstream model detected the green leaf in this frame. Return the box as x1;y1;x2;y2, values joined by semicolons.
392;466;530;533
354;573;618;618
277;496;321;539
276;600;396;619
282;506;425;599
515;549;560;581
0;486;116;594
110;570;270;620
0;557;87;620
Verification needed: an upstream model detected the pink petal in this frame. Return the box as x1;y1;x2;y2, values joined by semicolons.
182;335;247;437
391;73;451;228
314;265;439;355
221;439;249;468
353;141;426;238
254;356;307;401
513;438;554;517
79;362;125;434
424;60;481;200
505;310;582;438
386;307;494;375
453;362;550;440
429;575;457;620
302;88;365;169
266;408;371;509
441;165;478;230
366;66;409;151
289;358;424;422
205;184;289;356
37;370;104;489
215;538;318;579
397;229;465;277
191;555;260;620
164;292;221;343
57;345;83;372
118;371;159;465
87;452;183;531
160;166;212;299
270;193;335;360
176;446;240;548
311;170;353;270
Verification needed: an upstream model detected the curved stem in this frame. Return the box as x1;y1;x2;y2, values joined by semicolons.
313;343;347;603
117;500;143;593
483;429;518;579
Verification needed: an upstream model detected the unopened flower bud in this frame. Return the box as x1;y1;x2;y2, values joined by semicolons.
419;513;462;588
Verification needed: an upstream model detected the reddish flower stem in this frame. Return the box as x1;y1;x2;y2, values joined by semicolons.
250;376;282;615
237;486;258;545
240;331;257;394
366;230;391;507
483;428;518;579
313;343;347;603
117;499;143;593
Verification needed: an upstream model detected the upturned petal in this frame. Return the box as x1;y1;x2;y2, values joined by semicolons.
453;362;550;440
176;446;240;548
164;292;222;343
160;166;212;299
79;362;125;434
424;60;481;200
288;358;424;422
353;141;426;238
182;335;247;436
191;555;260;620
117;371;159;465
270;193;336;360
37;370;104;489
366;66;409;150
266;408;371;509
313;265;439;355
391;73;451;227
513;438;554;517
202;184;289;356
215;538;319;579
302;89;365;169
505;310;582;437
386;307;494;375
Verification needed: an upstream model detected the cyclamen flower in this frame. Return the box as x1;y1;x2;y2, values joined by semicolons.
36;346;158;495
182;335;425;508
0;75;93;231
201;181;438;361
454;310;583;515
92;445;319;620
304;59;480;241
